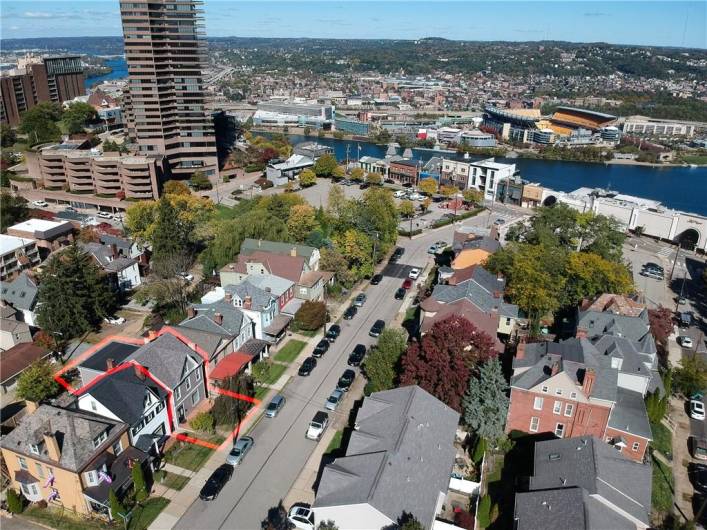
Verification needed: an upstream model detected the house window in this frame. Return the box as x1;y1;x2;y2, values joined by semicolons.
175;386;182;400
553;401;562;415
554;423;565;438
17;457;28;470
92;431;108;449
191;389;200;405
131;426;140;436
85;470;98;486
195;369;201;381
570;392;577;399
564;404;574;417
112;440;123;456
21;483;39;498
541;386;548;393
533;397;544;410
156;402;165;413
529;417;539;433
555;389;563;396
35;463;44;478
185;377;192;391
29;444;40;455
632;442;640;452
91;401;98;411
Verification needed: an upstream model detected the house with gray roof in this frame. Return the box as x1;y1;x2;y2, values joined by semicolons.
79;241;141;291
312;386;460;530
0;271;40;326
224;280;291;342
514;436;651;529
240;238;319;272
576;308;651;342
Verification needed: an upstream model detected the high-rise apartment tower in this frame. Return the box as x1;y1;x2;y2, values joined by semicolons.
120;0;218;180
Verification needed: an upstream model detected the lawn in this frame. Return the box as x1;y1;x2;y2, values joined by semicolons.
296;328;320;338
651;422;673;457
681;155;707;165
274;340;307;363
214;204;239;220
154;470;189;491
128;498;170;530
255;385;270;401
164;435;224;472
326;430;343;454
262;362;288;385
651;459;674;514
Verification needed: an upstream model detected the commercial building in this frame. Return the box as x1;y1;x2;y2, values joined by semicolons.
440;158;516;200
265;154;314;186
0;235;41;281
459;130;496;148
622;116;697;137
6;218;75;257
253;100;334;129
25;142;163;200
121;0;219;180
334;114;370;136
1;55;84;126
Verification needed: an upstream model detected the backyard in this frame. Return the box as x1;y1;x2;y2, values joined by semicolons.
154;470;189;491
164;434;225;472
652;457;675;516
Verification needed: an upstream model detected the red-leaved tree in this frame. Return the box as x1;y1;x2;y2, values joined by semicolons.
648;305;674;364
399;315;497;411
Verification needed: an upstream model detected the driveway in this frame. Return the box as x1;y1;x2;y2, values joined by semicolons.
173;226;456;529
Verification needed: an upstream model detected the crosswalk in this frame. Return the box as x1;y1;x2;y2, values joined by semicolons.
657;246;674;258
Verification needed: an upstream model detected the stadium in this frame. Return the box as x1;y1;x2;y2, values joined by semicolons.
548;106;617;135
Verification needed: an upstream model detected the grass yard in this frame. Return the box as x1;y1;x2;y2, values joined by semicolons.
650;422;673;456
164;435;224;472
154;470;189;491
255;385;270;401
128;497;170;530
651;459;674;514
296;328;320;338
681;155;707;166
274;339;307;363
262;362;287;385
326;430;343;454
214;204;238;220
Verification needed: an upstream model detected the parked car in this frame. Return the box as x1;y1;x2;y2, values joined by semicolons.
97;211;113;219
343;305;358;320
389;247;404;262
494;218;506;225
199;464;233;500
641;269;664;280
306;411;329;440
691;399;706;421
32;200;49;207
680;312;694;328
298;357;317;376
370;273;383;285
394;287;406;300
337;369;356;392
689;463;707;493
265;395;286;418
325;389;345;411
178;272;194;282
354;293;367;307
402;278;413;290
226;436;254;466
288;505;316;530
312;339;330;358
347;344;366;366
394;190;407;198
409;192;424;201
325;324;341;342
643;262;664;273
113;214;123;222
64;206;77;212
408;268;420;279
679;336;694;348
369;319;385;337
104;316;126;325
434;241;448;253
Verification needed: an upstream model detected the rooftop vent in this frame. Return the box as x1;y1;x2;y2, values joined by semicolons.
549;453;561;461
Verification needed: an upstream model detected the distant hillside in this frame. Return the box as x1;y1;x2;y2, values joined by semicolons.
1;36;124;56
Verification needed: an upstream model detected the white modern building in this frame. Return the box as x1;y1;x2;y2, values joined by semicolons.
440;158;516;200
622;116;697;137
254;101;334;128
0;235;41;280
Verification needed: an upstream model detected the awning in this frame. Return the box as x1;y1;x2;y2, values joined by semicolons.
281;298;304;317
264;314;292;337
238;338;269;357
15;470;39;484
209;352;254;381
82;447;148;505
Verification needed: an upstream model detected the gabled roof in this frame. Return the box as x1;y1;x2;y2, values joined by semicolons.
182;300;248;337
607;387;652;439
222;250;305;283
246;274;294;297
240;238;316;260
79;242;137;273
127;333;203;388
431;268;518;319
580;294;646;317
78;339;140;372
420;298;503;353
0;343;50;383
225;281;276;312
98;234;135;254
577;309;650;342
313;386;459;528
0;272;38;311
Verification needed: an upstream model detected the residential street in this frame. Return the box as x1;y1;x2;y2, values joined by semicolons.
173;223;459;530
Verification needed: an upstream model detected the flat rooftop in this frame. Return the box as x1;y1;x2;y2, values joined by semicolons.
0;234;35;255
9;218;73;234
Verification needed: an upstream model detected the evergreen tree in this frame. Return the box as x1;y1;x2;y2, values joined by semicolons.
132;461;148;502
0;192;29;233
37;244;116;342
108;488;126;521
363;328;407;394
151;197;191;278
463;358;509;444
6;488;23;514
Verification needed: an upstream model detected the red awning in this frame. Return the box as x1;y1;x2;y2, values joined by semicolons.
209;352;253;381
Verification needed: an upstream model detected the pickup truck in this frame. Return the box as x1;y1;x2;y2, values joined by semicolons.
306;411;329;440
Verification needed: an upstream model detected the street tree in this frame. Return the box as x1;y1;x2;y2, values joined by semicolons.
16;360;60;403
673;355;707;397
320;247;356;288
357;187;400;251
421;197;432;212
287;204;318;242
349;167;364;182
62;102;98;134
313;154;338;177
365;172;382;185
189;170;212;190
332;165;346;180
419;178;438;196
562;252;633;307
363;328;408;394
648;305;675;358
463;189;483;205
577;212;626;262
400;315;496;411
0;192;29;232
299;168;317;187
333;229;374;280
398;199;415;218
440;185;458;198
294;300;327;331
463;358;509;444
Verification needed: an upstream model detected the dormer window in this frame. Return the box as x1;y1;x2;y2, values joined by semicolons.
92;431;108;449
29;443;41;455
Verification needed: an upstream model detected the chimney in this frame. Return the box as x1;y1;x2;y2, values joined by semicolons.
225;292;233;303
583;368;596;396
148;330;158;341
265;286;271;293
109;243;118;258
516;340;526;360
43;431;61;462
290;246;297;257
576;327;588;339
493;290;502;299
243;296;252;310
550;361;560;377
106;358;115;371
214;313;223;325
134;364;146;380
25;400;39;413
187;306;196;319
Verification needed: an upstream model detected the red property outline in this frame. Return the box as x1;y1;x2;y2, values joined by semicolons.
53;331;261;451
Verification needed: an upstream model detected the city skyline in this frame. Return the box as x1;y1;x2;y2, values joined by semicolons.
1;1;705;49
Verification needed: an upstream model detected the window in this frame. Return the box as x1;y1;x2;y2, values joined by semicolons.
85;470;98;486
17;457;28;470
91;401;97;411
29;444;40;455
564;404;574;417
112;440;123;456
533;397;544;410
570;392;577;399
632;442;640;452
529;417;539;433
35;463;44;478
21;483;39;497
195;369;201;381
554;423;565;438
541;386;549;393
185;377;192;391
156;402;165;413
175;386;182;400
92;431;108;449
555;388;563;396
191;389;200;405
131;426;140;436
553;401;562;415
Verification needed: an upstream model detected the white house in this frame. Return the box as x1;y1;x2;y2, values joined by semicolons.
79;241;142;291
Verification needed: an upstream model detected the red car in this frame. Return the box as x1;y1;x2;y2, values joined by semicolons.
402;278;413;290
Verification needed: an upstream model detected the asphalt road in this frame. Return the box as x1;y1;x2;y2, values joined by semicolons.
174;225;457;530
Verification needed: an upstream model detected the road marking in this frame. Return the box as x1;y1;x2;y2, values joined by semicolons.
657;247;674;258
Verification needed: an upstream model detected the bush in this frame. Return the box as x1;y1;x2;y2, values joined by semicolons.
254;177;273;189
6;488;24;514
476;495;491;528
190;412;215;434
294;300;327;331
245;163;265;173
472;436;486;465
454;510;475;530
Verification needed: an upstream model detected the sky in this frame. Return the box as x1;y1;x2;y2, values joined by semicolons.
1;1;705;49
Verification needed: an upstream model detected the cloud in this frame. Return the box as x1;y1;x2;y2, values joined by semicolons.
584;12;610;17
514;28;543;34
21;11;55;18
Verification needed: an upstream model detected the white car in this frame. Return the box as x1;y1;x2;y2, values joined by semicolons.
408;268;420;280
178;272;194;282
409;193;424;201
96;211;113;219
32;200;49;208
288;505;315;530
104;316;126;325
113;214;124;222
691;399;706;421
394;190;407;198
679;336;694;348
83;217;99;227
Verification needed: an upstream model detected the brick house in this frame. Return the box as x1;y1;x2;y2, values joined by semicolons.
389;159;420;185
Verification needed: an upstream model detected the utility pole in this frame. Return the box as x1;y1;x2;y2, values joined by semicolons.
669;243;682;281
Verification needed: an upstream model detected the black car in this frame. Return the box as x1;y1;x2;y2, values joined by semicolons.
359;182;370;190
389;247;405;263
347;344;367;366
298;356;317;376
369;319;385;337
325;324;341;342
343;305;358;320
337;369;356;392
690;463;707;493
394;287;406;300
199;464;233;500
370;273;383;285
312;339;330;358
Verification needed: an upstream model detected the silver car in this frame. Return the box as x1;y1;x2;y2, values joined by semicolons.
265;394;286;418
226;436;254;466
325;389;344;411
354;293;367;307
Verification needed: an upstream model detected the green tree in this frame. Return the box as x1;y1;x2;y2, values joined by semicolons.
19;102;62;144
62;102;98;134
646;389;669;424
317;521;339;530
363;328;407;394
16;360;60;403
132;462;148;502
37;244;116;342
357;187;400;252
463;188;483;205
294;300;327;331
398;199;415;218
419;178;438;196
109;488;127;522
440;185;458;198
578;213;627;263
151;197;192;278
332;165;346;180
349;167;364;182
0;192;29;232
163;180;191;196
287;204;318;242
189;170;212;190
313;154;338;177
251;361;273;387
673;355;707;397
333;229;374;279
463;358;509;444
477;495;492;528
365;172;382;185
299;168;316;187
320;247;356;288
0;124;17;147
562;252;633;307
190;411;216;433
6;489;23;514
326;184;349;221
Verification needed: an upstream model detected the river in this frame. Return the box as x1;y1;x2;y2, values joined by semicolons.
85;57;128;88
278;133;707;216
